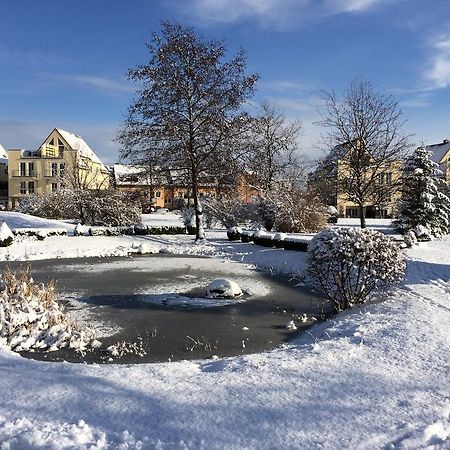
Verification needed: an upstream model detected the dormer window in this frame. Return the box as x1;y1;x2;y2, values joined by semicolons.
58;139;65;156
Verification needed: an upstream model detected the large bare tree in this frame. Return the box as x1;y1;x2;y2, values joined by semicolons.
246;101;302;193
117;22;258;240
317;80;411;228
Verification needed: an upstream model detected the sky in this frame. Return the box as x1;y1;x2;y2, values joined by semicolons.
1;0;450;164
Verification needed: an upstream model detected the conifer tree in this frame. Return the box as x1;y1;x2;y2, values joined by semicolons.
396;146;450;238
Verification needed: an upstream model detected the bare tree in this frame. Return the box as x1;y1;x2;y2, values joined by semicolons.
117;22;258;240
246;101;302;193
317;80;411;228
58;150;110;224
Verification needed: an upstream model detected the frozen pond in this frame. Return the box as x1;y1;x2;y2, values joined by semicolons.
1;255;332;363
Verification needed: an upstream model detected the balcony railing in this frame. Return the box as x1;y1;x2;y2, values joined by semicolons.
44;171;59;178
11;170;38;178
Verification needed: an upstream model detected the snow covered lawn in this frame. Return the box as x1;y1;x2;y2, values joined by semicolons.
0;213;449;448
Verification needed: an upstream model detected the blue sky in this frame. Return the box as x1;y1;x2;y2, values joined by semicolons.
1;0;450;164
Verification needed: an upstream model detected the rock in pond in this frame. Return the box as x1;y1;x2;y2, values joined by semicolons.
206;278;243;299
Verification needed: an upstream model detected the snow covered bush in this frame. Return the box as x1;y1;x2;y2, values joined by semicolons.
395;146;450;238
81;191;141;227
13;229;67;239
181;207;195;228
15;190;141;227
0;267;99;353
248;187;328;233
73;223;85;236
0;222;14;247
252;230;274;247
203;196;251;229
15;189;77;220
308;227;406;311
275;188;328;233
227;226;242;241
240;230;254;243
282;237;309;251
273;232;286;248
134;222;149;235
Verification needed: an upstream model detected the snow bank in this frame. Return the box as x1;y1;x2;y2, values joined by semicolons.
0;213;448;448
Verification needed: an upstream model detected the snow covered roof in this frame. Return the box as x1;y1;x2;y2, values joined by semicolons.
426;140;450;164
113;164;166;185
55;129;107;170
0;144;8;164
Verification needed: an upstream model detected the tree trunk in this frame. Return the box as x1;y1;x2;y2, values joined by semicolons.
358;203;366;228
191;169;205;241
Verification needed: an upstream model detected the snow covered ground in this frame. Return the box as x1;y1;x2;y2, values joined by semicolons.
0;212;449;449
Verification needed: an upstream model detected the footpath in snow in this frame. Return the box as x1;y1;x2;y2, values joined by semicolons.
0;212;449;449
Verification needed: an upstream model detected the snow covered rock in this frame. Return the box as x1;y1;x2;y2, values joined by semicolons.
0;222;14;247
136;243;159;255
206;278;243;299
286;320;297;331
73;223;85;236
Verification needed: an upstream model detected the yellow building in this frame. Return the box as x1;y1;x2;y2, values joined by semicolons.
336;158;402;218
0;144;8;208
310;142;403;218
8;128;110;209
427;139;450;186
113;164;218;211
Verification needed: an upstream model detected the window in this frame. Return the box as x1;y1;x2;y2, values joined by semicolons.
60;163;65;178
346;207;358;218
20;182;26;194
379;189;392;203
164;198;172;204
28;162;35;177
58;139;65;156
20;162;26;177
155;191;161;198
378;172;392;185
28;181;35;194
52;182;58;192
51;163;58;177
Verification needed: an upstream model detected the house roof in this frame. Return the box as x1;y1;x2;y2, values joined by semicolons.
0;144;7;164
52;129;108;171
426;140;450;164
113;164;166;186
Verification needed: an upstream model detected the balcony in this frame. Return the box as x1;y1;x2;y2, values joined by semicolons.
12;170;38;178
20;150;40;158
44;171;59;178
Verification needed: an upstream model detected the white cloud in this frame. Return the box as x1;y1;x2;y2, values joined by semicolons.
260;80;309;94
425;35;450;89
399;92;433;109
324;0;387;13
177;0;392;28
41;74;134;96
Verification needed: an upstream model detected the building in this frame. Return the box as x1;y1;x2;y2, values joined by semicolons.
113;164;219;211
8;128;110;209
426;139;450;186
310;142;402;218
0;144;8;208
